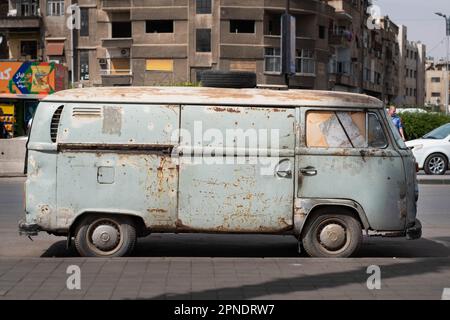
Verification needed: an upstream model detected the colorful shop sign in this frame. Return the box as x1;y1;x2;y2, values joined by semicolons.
0;62;67;95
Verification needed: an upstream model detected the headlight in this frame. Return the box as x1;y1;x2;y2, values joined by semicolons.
412;144;423;151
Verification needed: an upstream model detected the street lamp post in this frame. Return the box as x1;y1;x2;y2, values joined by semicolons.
435;12;450;115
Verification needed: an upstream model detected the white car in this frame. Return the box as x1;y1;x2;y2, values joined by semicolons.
406;123;450;175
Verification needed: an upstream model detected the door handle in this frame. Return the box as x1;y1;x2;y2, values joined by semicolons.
300;167;318;176
276;169;293;179
275;159;293;178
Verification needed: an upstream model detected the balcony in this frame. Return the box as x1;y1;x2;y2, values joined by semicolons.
101;0;131;10
100;69;133;86
329;60;359;87
0;16;40;30
101;38;133;48
329;30;353;47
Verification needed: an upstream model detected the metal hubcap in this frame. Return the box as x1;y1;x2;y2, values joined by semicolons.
90;222;120;252
319;223;347;251
429;157;445;174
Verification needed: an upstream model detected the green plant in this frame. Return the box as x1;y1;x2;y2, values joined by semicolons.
399;112;450;140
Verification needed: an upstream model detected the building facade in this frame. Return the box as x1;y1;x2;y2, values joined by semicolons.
397;25;426;106
0;0;427;106
425;61;450;112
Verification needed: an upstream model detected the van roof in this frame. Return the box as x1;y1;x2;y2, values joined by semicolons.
43;87;383;108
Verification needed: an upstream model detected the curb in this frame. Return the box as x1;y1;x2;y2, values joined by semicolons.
418;179;450;185
0;174;26;178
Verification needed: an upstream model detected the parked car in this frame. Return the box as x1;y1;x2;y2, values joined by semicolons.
396;108;428;114
406;123;450;175
19;86;421;258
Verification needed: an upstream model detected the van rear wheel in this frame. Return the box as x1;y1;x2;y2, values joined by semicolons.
301;210;362;258
75;215;137;257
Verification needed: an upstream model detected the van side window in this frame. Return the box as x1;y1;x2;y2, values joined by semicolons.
368;113;388;148
306;111;387;149
306;111;366;148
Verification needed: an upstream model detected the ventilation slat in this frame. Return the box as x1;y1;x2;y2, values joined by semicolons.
72;107;102;117
50;106;64;143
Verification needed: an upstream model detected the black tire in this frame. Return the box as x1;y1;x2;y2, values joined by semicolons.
201;71;257;88
75;215;137;257
301;209;362;258
424;153;448;175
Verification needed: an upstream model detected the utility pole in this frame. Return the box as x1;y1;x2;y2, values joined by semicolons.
282;0;296;89
435;12;450;115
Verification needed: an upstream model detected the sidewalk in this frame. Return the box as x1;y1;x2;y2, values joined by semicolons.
0;257;449;300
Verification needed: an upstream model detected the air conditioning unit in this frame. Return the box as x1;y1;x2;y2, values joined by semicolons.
120;48;130;58
99;58;107;65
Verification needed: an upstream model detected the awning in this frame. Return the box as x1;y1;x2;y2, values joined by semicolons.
0;93;47;100
46;42;65;56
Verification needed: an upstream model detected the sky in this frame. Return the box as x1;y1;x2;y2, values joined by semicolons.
374;0;450;61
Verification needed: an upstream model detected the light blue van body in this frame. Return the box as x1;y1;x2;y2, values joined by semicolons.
20;87;421;255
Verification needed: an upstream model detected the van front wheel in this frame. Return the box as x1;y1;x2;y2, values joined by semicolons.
75;215;137;257
301;211;362;258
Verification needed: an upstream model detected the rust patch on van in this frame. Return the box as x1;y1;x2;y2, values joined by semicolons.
102;106;122;136
211;106;241;113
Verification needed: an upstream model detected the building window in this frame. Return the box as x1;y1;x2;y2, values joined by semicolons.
18;0;39;17
318;25;326;39
80;8;89;37
109;58;131;75
112;21;132;38
196;0;212;14
47;0;65;16
196;29;211;52
146;20;174;33
296;49;315;74
264;48;281;73
146;59;174;72
431;92;441;97
414;89;417;97
79;51;90;81
230;20;255;34
20;40;37;59
431;77;441;83
414;71;417;79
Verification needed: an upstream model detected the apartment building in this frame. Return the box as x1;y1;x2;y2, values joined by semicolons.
0;0;427;107
425;61;449;112
86;0;337;89
326;0;366;93
397;25;426;106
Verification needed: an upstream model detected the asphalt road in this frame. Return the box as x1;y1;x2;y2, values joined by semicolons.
0;178;449;300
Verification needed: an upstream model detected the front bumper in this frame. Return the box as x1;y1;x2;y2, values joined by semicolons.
406;219;422;240
18;220;41;236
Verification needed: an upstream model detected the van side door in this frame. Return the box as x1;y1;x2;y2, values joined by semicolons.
177;105;296;233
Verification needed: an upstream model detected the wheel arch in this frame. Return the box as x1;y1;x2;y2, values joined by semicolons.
294;199;370;238
424;151;449;164
69;211;148;239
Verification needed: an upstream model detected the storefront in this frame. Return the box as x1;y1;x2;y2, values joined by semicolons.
0;61;67;138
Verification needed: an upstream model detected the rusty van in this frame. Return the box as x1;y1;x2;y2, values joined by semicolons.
19;87;422;257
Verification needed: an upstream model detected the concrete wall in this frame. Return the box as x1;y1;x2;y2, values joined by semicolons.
0;138;27;176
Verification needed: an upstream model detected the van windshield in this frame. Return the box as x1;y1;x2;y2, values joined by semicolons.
423;123;450;140
384;109;408;149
